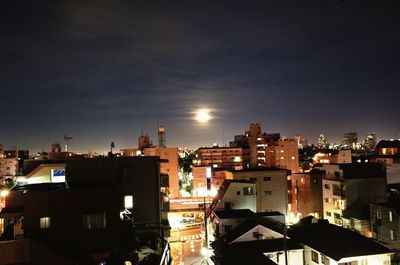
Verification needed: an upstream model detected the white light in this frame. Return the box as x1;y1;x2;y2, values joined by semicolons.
195;109;211;123
1;190;9;197
124;195;133;209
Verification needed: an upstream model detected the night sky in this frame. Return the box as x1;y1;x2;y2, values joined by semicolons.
1;1;400;153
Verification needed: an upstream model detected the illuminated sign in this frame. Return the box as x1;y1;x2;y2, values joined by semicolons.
51;169;66;183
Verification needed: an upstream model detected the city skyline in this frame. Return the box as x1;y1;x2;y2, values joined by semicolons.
1;1;400;153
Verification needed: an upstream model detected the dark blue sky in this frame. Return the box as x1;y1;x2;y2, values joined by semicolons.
1;0;400;153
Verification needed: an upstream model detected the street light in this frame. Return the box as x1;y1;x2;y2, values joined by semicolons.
0;189;9;209
0;190;9;197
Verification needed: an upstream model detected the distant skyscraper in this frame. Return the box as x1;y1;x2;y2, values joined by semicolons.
318;134;328;149
363;133;377;150
343;132;358;149
295;134;308;149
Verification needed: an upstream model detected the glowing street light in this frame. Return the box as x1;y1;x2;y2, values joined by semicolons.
0;190;9;197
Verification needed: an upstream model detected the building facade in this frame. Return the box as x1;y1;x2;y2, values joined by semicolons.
195;146;243;171
231;169;289;215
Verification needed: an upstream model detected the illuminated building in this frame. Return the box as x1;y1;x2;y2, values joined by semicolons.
288;217;393;265
230;123;280;168
231;168;289;215
318;134;328;149
343;132;358;149
264;139;300;173
208;179;257;212
195;146;243;171
144;147;179;199
374;139;400;184
192;166;212;197
287;171;324;223
320;163;386;236
312;150;352;164
362;133;377;150
376;140;400;156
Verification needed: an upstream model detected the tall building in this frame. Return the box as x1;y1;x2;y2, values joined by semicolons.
264;139;299;173
343;132;358;149
318;134;328;149
363;133;377;150
144;147;179;199
320;163;387;236
288;171;324;222
230;123;280;168
192;166;212;197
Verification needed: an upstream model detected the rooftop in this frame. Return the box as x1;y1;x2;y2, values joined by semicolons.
377;140;400;149
213;209;255;219
288;217;392;261
339;163;386;179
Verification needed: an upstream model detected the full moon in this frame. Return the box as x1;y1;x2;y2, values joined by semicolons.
195;109;211;123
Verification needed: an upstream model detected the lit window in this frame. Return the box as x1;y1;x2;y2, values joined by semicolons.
377;209;381;219
40;217;51;229
124;195;133;209
83;212;106;230
243;187;254;195
390;229;396;240
233;156;241;162
389;211;393;222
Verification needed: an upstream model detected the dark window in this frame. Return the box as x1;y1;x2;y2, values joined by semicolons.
334;213;341;219
287;180;292;189
243;187;254;195
249;177;257;182
263;176;272;181
321;255;330;265
324;184;330;189
288;194;293;203
264;191;272;195
326;211;331;217
236;191;241;195
311;250;319;263
224;225;233;232
83;212;106;230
